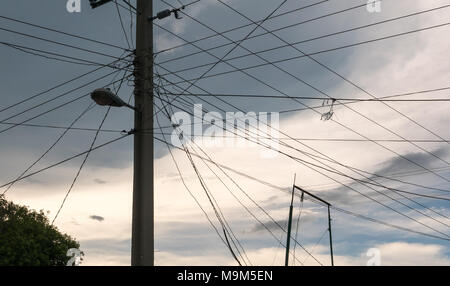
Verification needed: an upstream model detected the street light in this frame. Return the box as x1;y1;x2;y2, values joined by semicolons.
90;88;136;110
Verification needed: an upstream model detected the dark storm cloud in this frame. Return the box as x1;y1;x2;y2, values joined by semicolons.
250;215;317;233
373;147;449;176
301;147;450;207
89;215;105;222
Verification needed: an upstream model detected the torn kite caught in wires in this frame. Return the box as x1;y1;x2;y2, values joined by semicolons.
321;98;337;121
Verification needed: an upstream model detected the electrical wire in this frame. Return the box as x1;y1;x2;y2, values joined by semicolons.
215;0;450;162
115;0;132;49
157;22;450;84
153;133;450;243
153;0;289;117
153;24;450;186
0;14;130;51
161;93;450;102
0;53;132;115
1;102;95;195
0;41;133;70
0;70;133;136
153;68;450;196
51;106;112;225
0;133;131;190
156;2;446;67
152;94;450;232
154;0;331;54
0;26;125;60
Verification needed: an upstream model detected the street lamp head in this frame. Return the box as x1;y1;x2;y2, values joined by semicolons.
91;88;136;110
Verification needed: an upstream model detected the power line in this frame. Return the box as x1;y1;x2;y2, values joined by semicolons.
121;0;138;13
0;71;133;136
2;102;95;195
156;3;448;67
215;0;450;156
153;133;321;266
157;22;450;84
154;55;450;195
159;0;450;195
1;42;99;67
153;88;450;229
154;107;247;265
0;67;130;128
153;133;450;245
154;0;289;117
0;53;132;115
115;0;132;49
153;70;450;197
154;0;331;55
160;128;450;242
0;41;133;70
0;26;125;60
51;106;112;225
155;91;449;256
0;133;131;190
154;73;251;265
331;205;450;242
155;95;245;266
156;91;450;237
0;121;122;133
160;99;450;232
152;133;449;143
52;63;128;225
154;94;450;201
301;228;329;265
154;20;450;184
162;93;450;102
153;86;318;264
0;14;130;51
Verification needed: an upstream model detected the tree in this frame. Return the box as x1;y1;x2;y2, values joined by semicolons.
0;195;83;266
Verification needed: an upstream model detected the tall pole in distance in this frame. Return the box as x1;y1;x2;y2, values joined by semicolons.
327;205;334;266
285;175;296;266
293;186;334;266
132;0;154;266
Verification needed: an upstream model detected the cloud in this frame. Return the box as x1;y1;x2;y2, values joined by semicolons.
89;215;105;222
375;147;449;176
2;0;450;266
373;242;450;266
93;178;107;184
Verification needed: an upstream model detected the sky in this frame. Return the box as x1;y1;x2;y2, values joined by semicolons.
0;0;449;266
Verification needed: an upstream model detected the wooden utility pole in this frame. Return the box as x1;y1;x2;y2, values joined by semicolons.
285;175;296;266
132;0;154;266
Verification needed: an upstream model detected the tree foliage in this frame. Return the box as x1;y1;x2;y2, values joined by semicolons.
0;195;83;266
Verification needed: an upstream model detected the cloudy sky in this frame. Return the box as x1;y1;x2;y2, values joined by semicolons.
1;0;449;266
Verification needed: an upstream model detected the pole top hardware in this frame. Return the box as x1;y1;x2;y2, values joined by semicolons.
89;0;114;9
149;6;185;21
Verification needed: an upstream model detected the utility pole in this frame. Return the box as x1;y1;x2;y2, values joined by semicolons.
88;0;154;266
327;205;334;266
291;186;334;266
284;175;296;266
132;0;154;266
